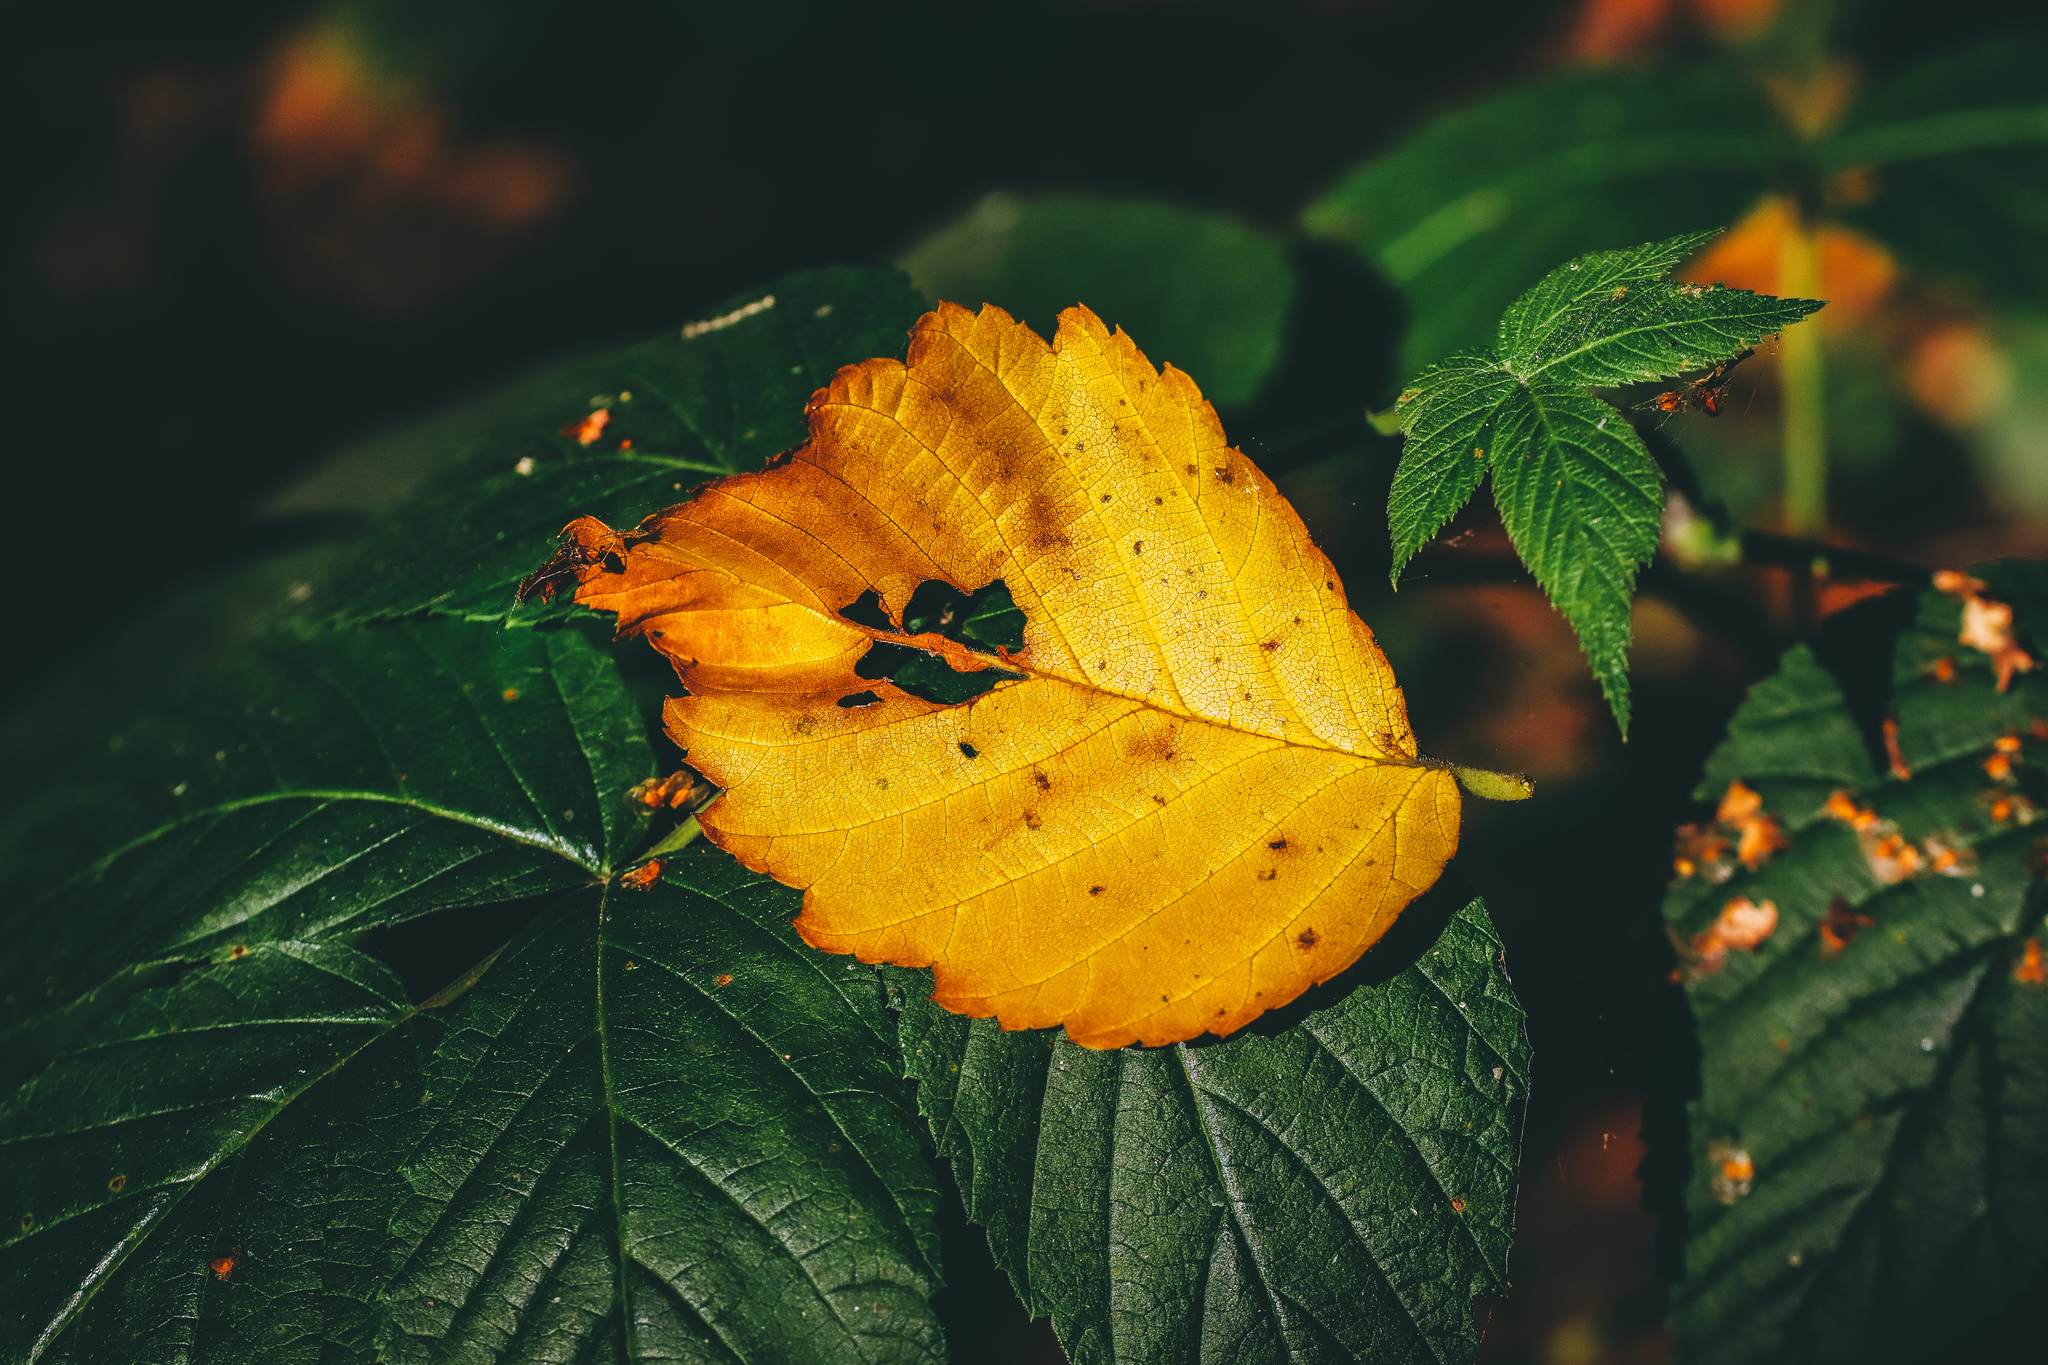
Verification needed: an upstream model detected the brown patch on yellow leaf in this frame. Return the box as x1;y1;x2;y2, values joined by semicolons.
549;302;1461;1047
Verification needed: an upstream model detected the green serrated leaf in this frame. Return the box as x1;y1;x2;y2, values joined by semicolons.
0;620;652;1046
1487;379;1665;735
1304;65;1780;372
899;194;1295;409
1498;234;1822;388
6;849;945;1364
1666;569;2048;1365
1387;232;1821;733
894;897;1528;1365
309;267;928;629
1387;354;1517;581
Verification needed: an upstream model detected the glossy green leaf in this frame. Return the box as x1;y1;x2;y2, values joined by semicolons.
1665;570;2048;1365
899;194;1295;409
6;850;945;1364
1827;38;2048;309
1304;65;1779;372
0;618;652;1047
313;266;927;628
1387;235;1819;733
894;897;1528;1365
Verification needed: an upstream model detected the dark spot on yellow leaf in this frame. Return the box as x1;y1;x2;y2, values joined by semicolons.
1023;810;1043;830
1032;770;1051;790
1153;496;1163;505
1261;639;1281;652
1132;541;1144;555
1259;869;1278;881
1152;794;1167;806
1089;885;1105;895
1269;839;1287;850
1100;493;1110;503
1297;928;1318;948
1212;466;1233;484
958;741;979;759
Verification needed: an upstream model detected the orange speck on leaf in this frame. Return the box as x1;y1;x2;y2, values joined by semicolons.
1986;752;2014;781
2032;717;2047;741
228;945;248;959
714;973;734;987
537;302;1464;1048
619;861;662;890
1690;895;1780;973
2016;938;2046;987
1820;896;1875;959
209;1246;241;1280
107;1175;126;1193
563;407;611;446
1450;1197;1467;1213
1736;814;1788;870
1870;833;1922;883
1936;572;2036;692
1884;717;1911;781
628;770;702;811
1930;656;1956;683
501;688;520;703
1825;790;1880;832
1992;798;2015;824
1995;734;2024;754
1673;857;1697;878
1707;1140;1754;1203
1717;780;1764;825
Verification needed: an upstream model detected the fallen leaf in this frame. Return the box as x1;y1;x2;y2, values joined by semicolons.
544;302;1483;1047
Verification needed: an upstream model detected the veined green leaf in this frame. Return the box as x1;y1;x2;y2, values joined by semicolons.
1497;236;1821;388
1303;65;1780;372
1487;378;1665;735
310;267;928;628
0;619;652;1045
1666;570;2048;1365
5;852;945;1364
894;897;1528;1365
1387;354;1516;579
1387;234;1822;732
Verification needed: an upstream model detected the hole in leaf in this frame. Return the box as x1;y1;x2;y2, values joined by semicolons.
842;578;1027;706
837;691;883;709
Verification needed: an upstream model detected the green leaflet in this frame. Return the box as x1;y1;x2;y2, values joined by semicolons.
893;897;1529;1365
312;266;928;628
6;853;945;1365
1388;234;1822;734
898;194;1295;409
1303;65;1780;374
1666;570;2048;1365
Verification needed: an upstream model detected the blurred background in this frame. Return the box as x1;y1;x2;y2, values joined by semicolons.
6;1;2047;1362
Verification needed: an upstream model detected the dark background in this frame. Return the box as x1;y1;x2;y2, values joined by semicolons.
7;3;2045;1362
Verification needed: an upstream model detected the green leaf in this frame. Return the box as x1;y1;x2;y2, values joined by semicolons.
1386;354;1515;576
894;897;1528;1365
1487;378;1665;736
1304;65;1780;373
898;194;1295;408
1826;38;2048;309
4;850;946;1364
1387;235;1822;733
310;267;928;628
0;619;652;1046
1495;236;1821;388
1665;569;2048;1365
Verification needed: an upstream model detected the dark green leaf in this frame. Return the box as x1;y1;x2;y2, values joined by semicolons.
312;267;927;628
899;194;1295;408
1666;569;2048;1365
0;619;652;1044
7;850;946;1364
1827;38;2048;309
1304;65;1779;372
895;898;1528;1365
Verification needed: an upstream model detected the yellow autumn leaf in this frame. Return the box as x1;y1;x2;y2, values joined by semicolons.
534;302;1498;1048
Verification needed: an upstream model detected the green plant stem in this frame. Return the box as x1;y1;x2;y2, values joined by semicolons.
1779;216;1826;535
